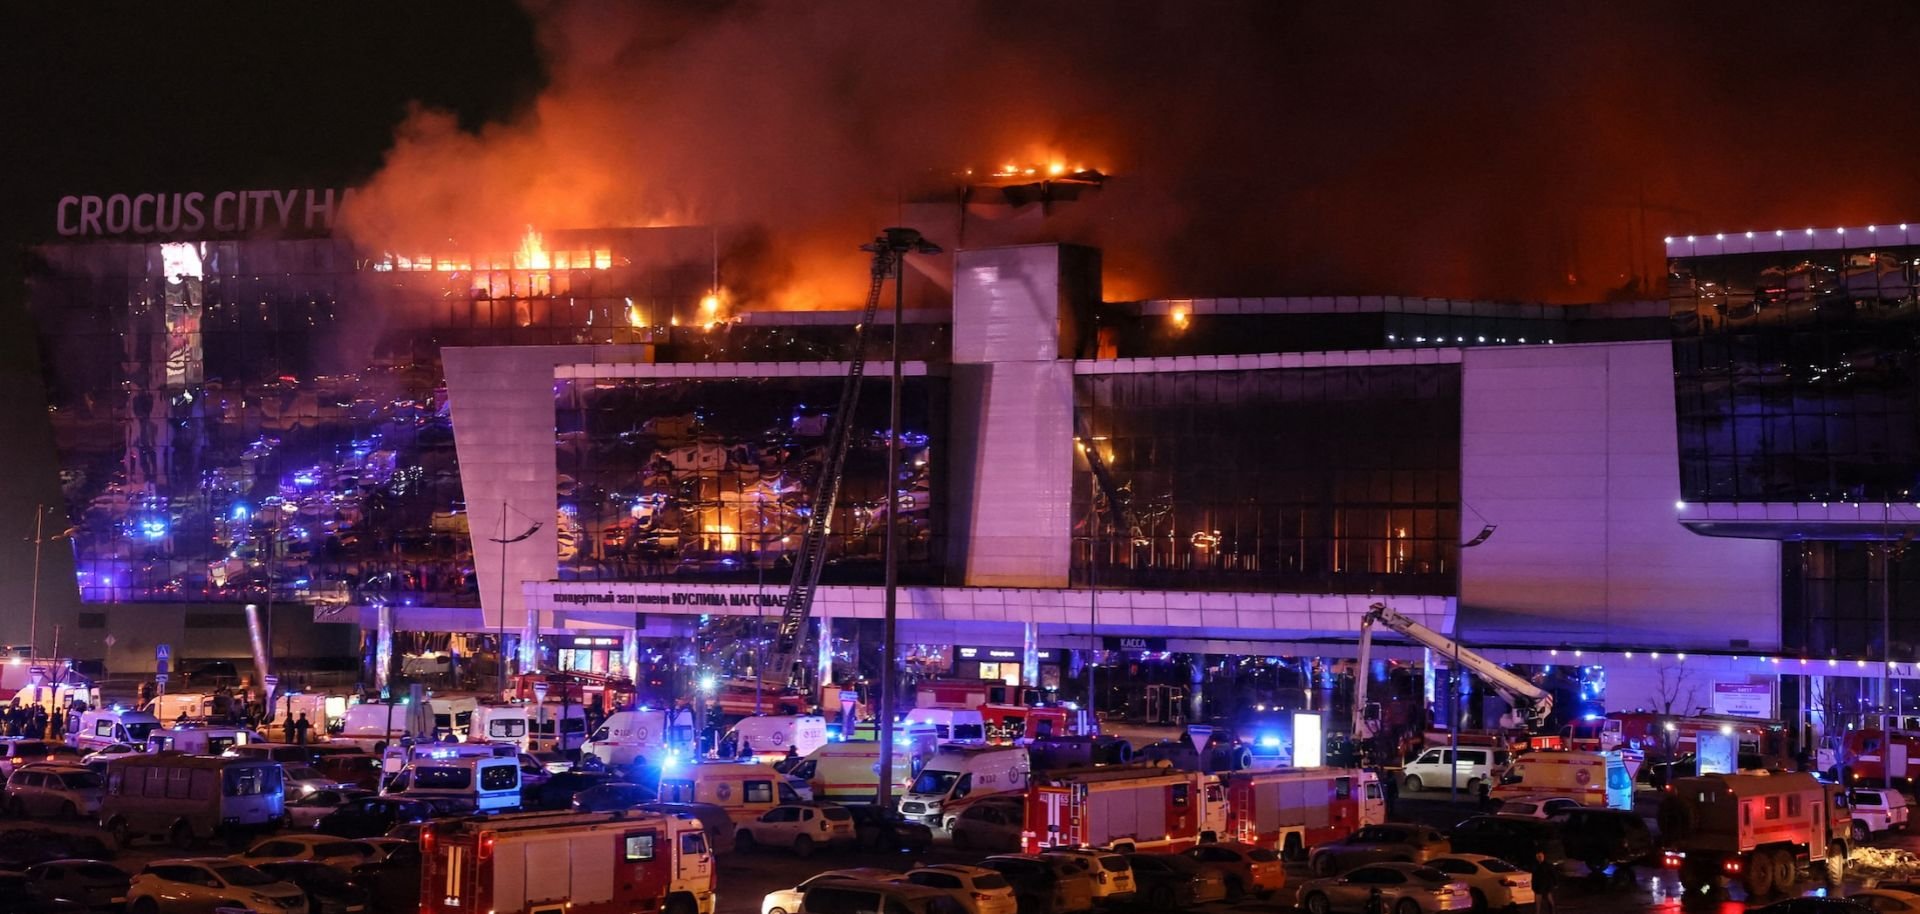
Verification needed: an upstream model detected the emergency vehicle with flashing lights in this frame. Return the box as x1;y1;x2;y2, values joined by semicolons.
1490;750;1633;810
1657;771;1850;899
421;809;715;914
1023;764;1224;854
1829;727;1920;784
1219;767;1384;859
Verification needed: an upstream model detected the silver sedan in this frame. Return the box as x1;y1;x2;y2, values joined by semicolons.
1295;862;1473;914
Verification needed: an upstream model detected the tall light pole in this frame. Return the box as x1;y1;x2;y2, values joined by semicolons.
867;228;940;812
29;505;75;659
489;501;542;695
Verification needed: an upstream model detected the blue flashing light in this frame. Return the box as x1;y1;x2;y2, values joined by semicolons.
293;471;319;488
1583;713;1600;721
231;504;250;521
1259;735;1282;748
660;755;680;772
138;518;168;540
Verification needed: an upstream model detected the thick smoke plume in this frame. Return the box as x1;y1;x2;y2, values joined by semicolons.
344;1;1920;306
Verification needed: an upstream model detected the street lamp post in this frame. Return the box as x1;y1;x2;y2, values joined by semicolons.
867;228;940;812
29;505;75;659
488;501;542;695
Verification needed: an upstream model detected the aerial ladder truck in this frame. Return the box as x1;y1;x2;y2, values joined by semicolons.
1351;601;1555;741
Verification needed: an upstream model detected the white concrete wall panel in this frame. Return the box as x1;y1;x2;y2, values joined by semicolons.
1460;342;1780;651
953;245;1063;364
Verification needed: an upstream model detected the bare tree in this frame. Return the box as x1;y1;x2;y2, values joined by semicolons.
1651;664;1701;760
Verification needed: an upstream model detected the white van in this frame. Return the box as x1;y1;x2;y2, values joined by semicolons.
151;693;218;724
527;702;588;753
584;708;698;769
902;709;988;745
380;740;516;776
1490;750;1632;810
468;704;530;749
146;727;257;756
1402;745;1512;795
334;702;411;752
721;714;828;762
71;710;162;753
897;746;1032;828
387;755;521;813
789;740;930;802
427;696;479;739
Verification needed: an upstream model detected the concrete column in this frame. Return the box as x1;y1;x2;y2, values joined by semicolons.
816;611;834;695
1023;620;1040;689
622;629;640;687
519;610;539;676
374;604;393;697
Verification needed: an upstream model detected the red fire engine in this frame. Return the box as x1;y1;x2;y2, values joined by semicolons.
421;810;716;914
1220;768;1384;858
1658;772;1849;899
1608;712;1790;763
1024;765;1223;854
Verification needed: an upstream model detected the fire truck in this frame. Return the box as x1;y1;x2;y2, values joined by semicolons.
1219;768;1384;858
1658;772;1850;899
1608;712;1790;765
1024;764;1224;854
421;810;716;914
916;680;1082;742
1829;727;1920;784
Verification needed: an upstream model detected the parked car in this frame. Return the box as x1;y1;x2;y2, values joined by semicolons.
1843;890;1920;912
901;864;1018;914
0;746;82;781
282;767;344;797
5;766;102;818
797;881;965;914
1182;842;1284;900
762;869;904;914
1295;862;1474;914
0;871;88;914
355;839;410;863
975;855;1097;914
1038;848;1135;903
949;801;1022;852
237;836;381;871
1851;788;1912;840
1448;816;1566;868
77;746;138;768
0;830;114;871
21;859;130;910
287;789;373;831
1552;807;1654;878
125;858;308;914
842;804;933;853
253;861;373;914
1425;854;1534;912
1115;853;1225;910
311;756;382;792
1494;795;1581;820
346;845;419;914
736;802;856;857
569;781;656;812
1308;824;1451;876
521;770;609;810
313;797;431;840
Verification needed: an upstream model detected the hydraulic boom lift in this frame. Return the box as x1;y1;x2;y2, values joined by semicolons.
765;236;908;688
1352;601;1554;738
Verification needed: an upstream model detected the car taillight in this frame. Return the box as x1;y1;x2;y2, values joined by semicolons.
1662;851;1685;868
479;834;496;860
421;827;436;854
972;893;994;901
1722;859;1742;874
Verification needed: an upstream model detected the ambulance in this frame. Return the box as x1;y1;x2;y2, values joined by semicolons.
718;714;828;762
583;708;698;770
789;738;933;802
898;746;1032;829
656;761;807;820
1491;750;1633;810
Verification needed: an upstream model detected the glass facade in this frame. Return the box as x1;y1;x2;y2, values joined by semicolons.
1669;246;1920;502
1072;365;1461;595
554;376;943;584
28;228;713;605
1783;541;1920;661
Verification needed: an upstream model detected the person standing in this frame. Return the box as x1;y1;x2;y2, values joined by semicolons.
1531;850;1559;914
290;712;312;746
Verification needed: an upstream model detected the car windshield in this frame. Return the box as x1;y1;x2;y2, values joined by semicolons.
1245;848;1280;862
60;772;103;789
1160;856;1203;874
77;864;124;880
124;723;157;742
910;771;961;794
823;807;852;821
215;866;281;888
1479;859;1521;873
287;767;325;780
972;874;1009;890
1409;868;1451;884
1096;856;1129;872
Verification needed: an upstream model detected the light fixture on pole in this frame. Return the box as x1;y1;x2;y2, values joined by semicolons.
488;501;542;695
863;227;940;812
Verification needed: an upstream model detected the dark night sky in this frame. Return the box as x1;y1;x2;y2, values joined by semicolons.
5;2;1920;640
